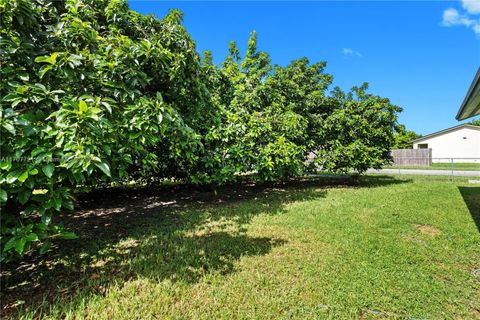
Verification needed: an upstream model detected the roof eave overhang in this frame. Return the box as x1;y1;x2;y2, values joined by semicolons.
456;67;480;120
409;124;480;143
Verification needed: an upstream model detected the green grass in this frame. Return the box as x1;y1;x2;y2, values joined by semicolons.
385;162;480;171
2;175;479;319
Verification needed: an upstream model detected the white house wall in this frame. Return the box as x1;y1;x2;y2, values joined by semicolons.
413;127;480;163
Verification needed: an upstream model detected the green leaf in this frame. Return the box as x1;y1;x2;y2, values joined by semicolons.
3;237;16;252
18;171;29;183
60;232;78;240
63;199;74;210
0;160;12;171
3;123;15;134
103;145;111;156
19;73;29;81
34;83;47;91
34;52;59;65
36;222;47;230
53;196;62;211
25;179;35;189
14;237;27;254
0;189;7;203
25;233;38;242
101;101;112;114
18;190;31;205
39;65;53;79
42;214;51;226
156;92;163;103
78;100;88;114
90;107;102;114
3;93;19;102
42;163;55;178
94;161;111;177
31;147;45;157
34;55;48;63
6;171;18;184
11;98;22;107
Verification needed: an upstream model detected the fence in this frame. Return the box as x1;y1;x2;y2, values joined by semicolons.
391;149;432;166
376;157;480;179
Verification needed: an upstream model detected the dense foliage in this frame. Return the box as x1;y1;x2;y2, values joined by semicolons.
392;125;422;149
0;0;402;261
469;118;480;126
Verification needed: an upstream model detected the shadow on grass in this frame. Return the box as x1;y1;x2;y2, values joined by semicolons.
458;186;480;233
0;175;410;317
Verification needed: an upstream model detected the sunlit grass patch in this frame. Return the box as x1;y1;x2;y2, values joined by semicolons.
2;175;479;319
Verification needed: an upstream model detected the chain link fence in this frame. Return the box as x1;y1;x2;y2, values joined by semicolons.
369;157;480;180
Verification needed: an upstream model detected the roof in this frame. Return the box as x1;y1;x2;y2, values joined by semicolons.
456;67;480;120
410;124;480;143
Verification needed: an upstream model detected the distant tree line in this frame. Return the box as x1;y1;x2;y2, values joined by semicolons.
0;0;402;260
469;119;480;126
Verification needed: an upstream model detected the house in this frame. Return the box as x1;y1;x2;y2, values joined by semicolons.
410;124;480;163
456;68;480;120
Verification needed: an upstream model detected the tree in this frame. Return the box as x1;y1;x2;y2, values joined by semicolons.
314;84;402;173
468;118;480;126
392;125;422;149
1;0;403;261
0;0;206;261
195;32;310;183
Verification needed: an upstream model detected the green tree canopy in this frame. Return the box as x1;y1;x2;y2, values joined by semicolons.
392;125;422;149
468;118;480;126
1;0;402;261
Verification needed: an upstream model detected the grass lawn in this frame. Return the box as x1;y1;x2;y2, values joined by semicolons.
1;175;479;319
384;162;480;171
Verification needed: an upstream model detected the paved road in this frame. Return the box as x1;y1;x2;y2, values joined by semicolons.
367;168;480;177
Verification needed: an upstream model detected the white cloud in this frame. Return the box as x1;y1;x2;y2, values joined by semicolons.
342;48;362;57
443;8;460;25
474;23;480;34
442;7;480;35
462;0;480;14
442;8;472;27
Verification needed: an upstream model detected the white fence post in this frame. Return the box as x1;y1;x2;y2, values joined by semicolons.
451;158;453;181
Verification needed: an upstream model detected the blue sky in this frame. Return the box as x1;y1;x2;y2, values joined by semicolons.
129;1;480;135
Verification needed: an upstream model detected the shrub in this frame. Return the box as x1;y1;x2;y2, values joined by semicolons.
0;0;205;261
0;0;401;261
